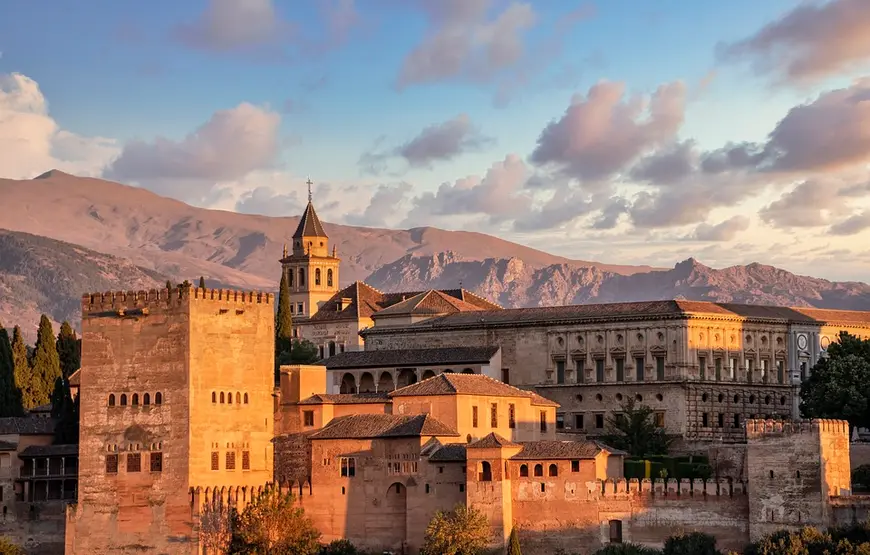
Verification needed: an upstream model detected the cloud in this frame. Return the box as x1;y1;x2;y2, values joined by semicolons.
360;114;492;174
719;0;870;84
0;73;118;180
104;103;281;201
689;216;750;241
397;0;537;88
830;212;870;236
759;179;859;229
345;183;414;227
530;81;686;181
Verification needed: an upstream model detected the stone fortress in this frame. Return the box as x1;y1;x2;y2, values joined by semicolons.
2;191;870;554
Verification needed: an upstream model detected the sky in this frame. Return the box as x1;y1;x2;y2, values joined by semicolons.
1;0;870;282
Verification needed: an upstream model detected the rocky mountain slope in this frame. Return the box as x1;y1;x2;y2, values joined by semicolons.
0;229;167;342
366;254;870;310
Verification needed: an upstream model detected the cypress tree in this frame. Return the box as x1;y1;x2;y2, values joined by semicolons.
56;321;81;379
508;527;522;555
30;315;61;407
199;276;206;289
275;267;293;379
51;376;78;444
11;326;33;409
166;279;173;290
0;323;24;417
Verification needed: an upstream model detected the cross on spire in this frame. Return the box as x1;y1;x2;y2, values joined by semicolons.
306;176;313;203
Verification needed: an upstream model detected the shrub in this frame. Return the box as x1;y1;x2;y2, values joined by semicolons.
230;488;321;554
421;504;490;555
0;537;24;555
592;543;661;555
507;527;522;555
663;532;721;555
321;539;362;555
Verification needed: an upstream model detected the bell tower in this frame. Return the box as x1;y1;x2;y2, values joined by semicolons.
279;178;340;320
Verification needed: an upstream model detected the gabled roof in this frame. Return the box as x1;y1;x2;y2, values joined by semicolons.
428;443;468;462
389;373;560;407
0;440;17;451
373;290;488;318
468;432;519;449
298;393;391;405
292;202;328;239
309;413;459;440
322;347;499;370
19;444;78;457
510;440;605;460
0;417;57;435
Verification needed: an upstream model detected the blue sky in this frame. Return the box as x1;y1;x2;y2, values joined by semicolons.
1;0;869;281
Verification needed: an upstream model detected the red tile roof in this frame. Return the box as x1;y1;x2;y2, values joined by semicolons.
292;202;328;239
389;373;560;407
510;440;604;460
297;393;391;405
323;347;499;370
373;290;489;318
309;413;459;439
468;432;520;449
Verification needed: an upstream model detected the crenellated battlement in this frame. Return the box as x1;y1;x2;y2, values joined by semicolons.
188;480;312;514
746;418;850;440
584;477;747;499
81;286;273;316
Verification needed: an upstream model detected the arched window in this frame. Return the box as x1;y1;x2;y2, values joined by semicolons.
108;394;116;407
236;392;241;404
143;393;150;405
120;394;128;406
212;392;216;403
329;341;336;357
131;394;139;406
519;464;528;477
327;269;333;287
220;392;225;404
315;268;321;286
534;464;543;477
299;268;306;287
228;392;233;404
155;392;162;405
479;461;492;482
243;393;249;404
549;464;558;477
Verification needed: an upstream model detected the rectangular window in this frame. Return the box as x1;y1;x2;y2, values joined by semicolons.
574;413;584;429
635;357;645;381
609;520;623;544
556;360;565;384
575;359;585;383
297;303;304;314
717;413;724;428
571;460;580;472
106;454;118;474
150;452;163;472
242;451;250;470
595;359;605;382
715;358;722;381
595;414;604;429
556;413;565;429
615;358;625;382
777;360;785;384
226;451;236;471
656;356;665;380
747;359;754;383
472;406;478;428
733;413;741;429
127;453;141;473
490;403;498;428
508;404;516;429
303;410;315;427
654;412;665;428
540;411;547;432
502;368;510;384
800;361;808;381
702;413;709;427
340;457;356;477
699;356;706;380
729;358;737;381
211;452;219;471
762;360;769;383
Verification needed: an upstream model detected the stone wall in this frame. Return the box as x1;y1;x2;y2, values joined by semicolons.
0;500;67;555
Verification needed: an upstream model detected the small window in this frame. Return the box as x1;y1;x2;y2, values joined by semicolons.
520;464;529;477
574;414;584;429
595;414;604;429
609;520;623;544
656;356;665;380
340;457;356;477
702;413;709;427
315;268;321;286
548;464;558;477
108;394;115;407
502;368;510;384
131;393;139;406
303;411;315;427
595;359;605;382
242;451;250;470
556;413;565;429
236;392;241;404
143;393;150;406
540;410;547;432
220;392;225;404
212;392;216;403
734;413;741;429
508;404;516;428
534;464;543;477
769;470;774;479
228;392;233;405
211;452;219;471
150;452;163;472
327;269;333;287
459;484;465;493
490;403;498;428
106;454;118;474
120;394;127;406
243;393;249;404
425;484;430;494
127;453;141;473
155;392;162;405
472;406;479;428
479;461;492;482
226;451;236;470
718;413;725;428
654;412;665;428
571;460;580;473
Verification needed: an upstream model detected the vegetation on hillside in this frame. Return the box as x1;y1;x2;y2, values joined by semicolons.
800;332;870;428
0;536;24;555
744;523;870;554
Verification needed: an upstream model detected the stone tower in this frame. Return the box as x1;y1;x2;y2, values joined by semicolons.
280;178;340;321
746;418;851;542
65;286;275;554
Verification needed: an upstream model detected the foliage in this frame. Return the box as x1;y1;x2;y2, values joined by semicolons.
166;279;173;290
199;506;235;555
11;325;33;409
30;315;61;407
0;323;24;417
600;399;675;458
743;523;870;555
591;544;661;555
56;321;80;379
662;532;722;555
230;488;320;554
287;339;321;365
51;376;79;443
421;503;490;555
275;267;294;382
0;536;24;555
800;332;870;428
853;464;870;491
199;276;206;289
320;539;363;555
507;527;522;555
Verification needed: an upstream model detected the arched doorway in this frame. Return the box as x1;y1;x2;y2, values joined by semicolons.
340;373;356;394
378;372;394;392
383;483;408;550
359;372;375;393
397;369;417;388
421;369;436;380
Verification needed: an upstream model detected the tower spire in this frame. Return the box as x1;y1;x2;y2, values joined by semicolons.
306;176;313;203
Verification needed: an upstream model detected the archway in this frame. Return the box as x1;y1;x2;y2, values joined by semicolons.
378;371;395;392
397;369;417;388
359;372;375;393
462;368;475;374
340;373;357;394
421;369;436;380
479;461;492;482
443;368;454;373
383;483;408;550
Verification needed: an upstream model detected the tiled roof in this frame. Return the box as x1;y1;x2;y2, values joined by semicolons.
468;432;519;449
362;299;870;334
323;347;499;370
309;413;459;440
389;373;560;407
309;282;500;323
298;393;391;405
0;440;18;451
19;444;78;457
0;417;57;435
373;290;488;318
510;440;604;460
428;443;468;462
68;369;80;386
292;202;328;239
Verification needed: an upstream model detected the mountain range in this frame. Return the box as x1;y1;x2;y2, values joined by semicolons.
1;170;869;341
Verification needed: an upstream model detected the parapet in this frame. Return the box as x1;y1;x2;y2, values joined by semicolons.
189;480;311;514
746;418;850;440
81;286;273;316
585;477;746;499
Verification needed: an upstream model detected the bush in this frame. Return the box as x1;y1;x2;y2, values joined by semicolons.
321;539;362;555
230;488;321;554
624;459;648;479
663;532;721;555
0;537;23;555
676;462;712;480
421;504;490;555
852;464;870;491
592;544;661;555
743;523;870;555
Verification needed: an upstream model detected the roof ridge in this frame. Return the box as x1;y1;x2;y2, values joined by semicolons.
459;288;503;309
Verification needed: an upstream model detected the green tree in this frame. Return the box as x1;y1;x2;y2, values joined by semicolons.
275;268;293;381
56;321;80;379
422;503;490;555
0;323;23;417
320;539;362;555
199;276;206;289
663;532;721;555
507;527;522;555
288;339;321;364
30;315;61;407
11;326;33;409
51;376;79;444
600;399;675;458
800;332;870;428
591;545;660;555
230;487;320;554
0;536;25;555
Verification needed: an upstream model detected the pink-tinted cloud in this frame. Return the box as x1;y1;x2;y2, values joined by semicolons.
830;212;870;236
689;216;750;242
719;0;870;84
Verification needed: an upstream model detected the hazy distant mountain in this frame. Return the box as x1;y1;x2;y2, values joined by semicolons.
367;253;870;310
